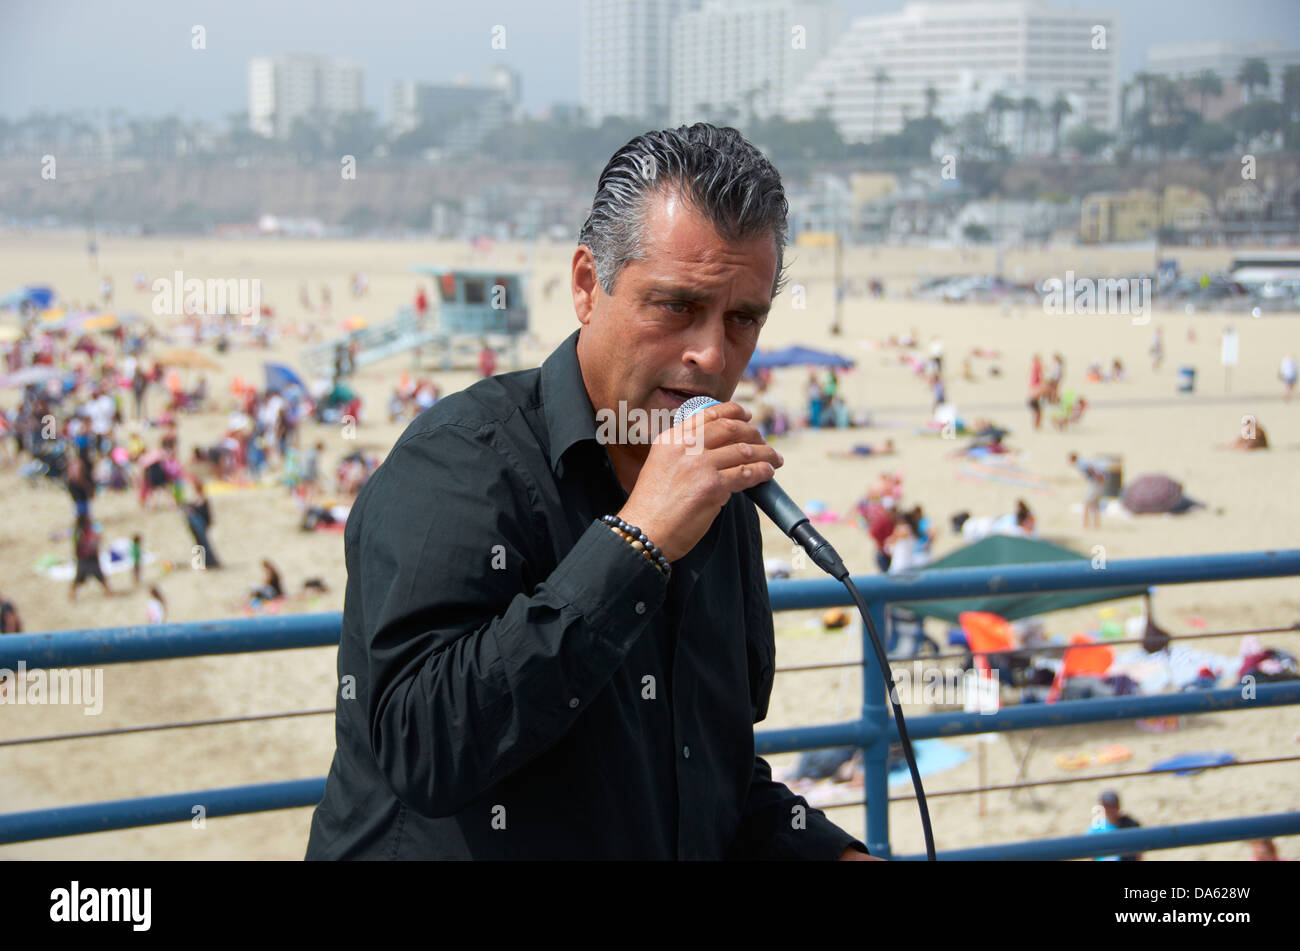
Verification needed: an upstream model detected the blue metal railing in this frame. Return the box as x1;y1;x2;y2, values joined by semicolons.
3;548;1299;859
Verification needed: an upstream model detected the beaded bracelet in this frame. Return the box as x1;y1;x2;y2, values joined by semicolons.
601;514;671;579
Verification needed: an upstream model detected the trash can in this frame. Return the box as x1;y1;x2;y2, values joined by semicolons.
1177;366;1195;393
1098;454;1123;498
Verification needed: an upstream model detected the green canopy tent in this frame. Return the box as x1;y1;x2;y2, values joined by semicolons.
896;535;1149;624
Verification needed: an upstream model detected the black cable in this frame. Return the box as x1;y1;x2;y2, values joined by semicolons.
790;521;936;860
835;566;937;862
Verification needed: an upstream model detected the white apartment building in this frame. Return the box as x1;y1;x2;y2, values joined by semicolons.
668;0;843;126
249;54;364;139
581;0;701;124
785;0;1118;149
1148;40;1300;103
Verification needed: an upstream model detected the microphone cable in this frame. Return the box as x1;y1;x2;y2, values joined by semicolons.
791;527;937;861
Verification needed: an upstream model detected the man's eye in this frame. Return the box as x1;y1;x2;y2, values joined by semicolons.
729;314;758;327
663;302;691;315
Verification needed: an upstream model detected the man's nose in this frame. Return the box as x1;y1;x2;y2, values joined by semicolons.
683;317;727;376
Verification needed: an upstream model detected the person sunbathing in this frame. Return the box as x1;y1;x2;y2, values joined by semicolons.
828;438;895;458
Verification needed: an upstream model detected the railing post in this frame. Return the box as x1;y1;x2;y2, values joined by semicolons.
862;598;892;859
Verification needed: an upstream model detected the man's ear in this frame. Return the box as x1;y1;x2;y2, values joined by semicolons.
572;245;599;327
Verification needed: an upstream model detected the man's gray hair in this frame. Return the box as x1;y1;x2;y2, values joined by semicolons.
578;123;789;300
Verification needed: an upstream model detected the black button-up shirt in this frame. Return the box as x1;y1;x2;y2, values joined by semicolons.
306;330;868;860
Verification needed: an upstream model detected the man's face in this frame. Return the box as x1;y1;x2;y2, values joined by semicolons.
572;187;777;441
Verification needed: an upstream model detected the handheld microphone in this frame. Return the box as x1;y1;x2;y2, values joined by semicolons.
673;396;847;579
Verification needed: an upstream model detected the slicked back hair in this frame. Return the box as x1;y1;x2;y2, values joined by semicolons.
578;123;789;300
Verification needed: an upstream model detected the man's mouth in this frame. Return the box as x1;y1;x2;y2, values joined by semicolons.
658;386;711;408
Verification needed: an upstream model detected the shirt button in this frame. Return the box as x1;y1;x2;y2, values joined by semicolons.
682;745;691;759
568;697;579;709
634;601;646;615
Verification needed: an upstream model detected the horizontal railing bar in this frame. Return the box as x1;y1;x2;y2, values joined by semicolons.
893;811;1300;861
0;708;335;748
0;779;326;845
0;612;341;670
5;550;1298;670
769;549;1300;611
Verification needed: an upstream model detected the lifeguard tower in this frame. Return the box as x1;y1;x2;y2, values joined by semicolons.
301;267;529;376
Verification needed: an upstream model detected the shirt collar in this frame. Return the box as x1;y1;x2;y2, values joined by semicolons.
540;329;599;478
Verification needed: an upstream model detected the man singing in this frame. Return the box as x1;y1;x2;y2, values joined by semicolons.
306;123;873;860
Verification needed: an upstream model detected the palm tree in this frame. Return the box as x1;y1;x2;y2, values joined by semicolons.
1190;69;1223;120
871;68;891;143
987;92;1015;145
1284;65;1300;149
1237;57;1271;103
1048;93;1073;156
1018;95;1041;157
1151;76;1187;158
924;85;939;118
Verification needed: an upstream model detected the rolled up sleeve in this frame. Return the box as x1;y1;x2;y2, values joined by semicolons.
357;424;669;818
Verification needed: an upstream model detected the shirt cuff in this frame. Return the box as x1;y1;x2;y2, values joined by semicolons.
546;518;670;637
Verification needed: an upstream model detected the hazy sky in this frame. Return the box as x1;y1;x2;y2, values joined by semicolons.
3;0;1299;122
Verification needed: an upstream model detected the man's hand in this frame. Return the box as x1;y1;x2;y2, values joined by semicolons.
618;401;783;563
840;846;884;861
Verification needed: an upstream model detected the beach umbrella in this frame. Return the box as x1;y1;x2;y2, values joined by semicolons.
0;366;62;389
747;345;855;371
1120;474;1185;514
82;313;118;331
0;286;54;310
40;306;66;323
157;348;220;370
265;362;307;394
896;535;1148;624
342;315;368;331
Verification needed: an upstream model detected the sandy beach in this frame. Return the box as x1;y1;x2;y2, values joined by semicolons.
1;231;1297;859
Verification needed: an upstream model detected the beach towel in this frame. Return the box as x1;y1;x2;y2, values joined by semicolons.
1150;752;1236;776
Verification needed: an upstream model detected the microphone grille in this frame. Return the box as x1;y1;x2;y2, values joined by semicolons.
673;395;721;427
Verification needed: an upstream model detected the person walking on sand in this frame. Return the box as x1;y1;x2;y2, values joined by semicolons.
182;483;222;569
71;514;113;600
1149;327;1163;372
1281;354;1297;401
1069;452;1105;530
1027;353;1044;430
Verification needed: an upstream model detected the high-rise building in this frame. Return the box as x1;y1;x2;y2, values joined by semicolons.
249;54;363;139
1147;40;1300;104
581;0;701;125
669;0;843;126
390;66;522;155
785;0;1118;149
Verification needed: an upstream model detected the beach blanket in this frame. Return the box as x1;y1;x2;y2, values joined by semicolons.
1109;646;1235;693
1151;751;1236;776
956;459;1052;492
887;738;971;786
39;538;154;581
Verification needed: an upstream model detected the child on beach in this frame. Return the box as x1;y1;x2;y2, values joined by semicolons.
130;533;143;586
